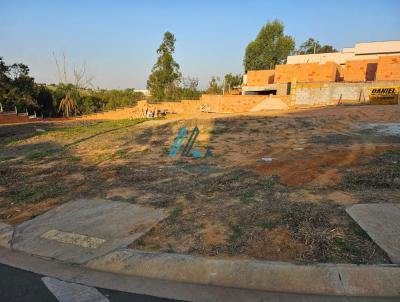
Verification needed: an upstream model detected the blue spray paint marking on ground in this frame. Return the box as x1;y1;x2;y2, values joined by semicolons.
181;126;200;156
168;127;188;158
168;126;214;159
192;149;202;158
205;148;213;157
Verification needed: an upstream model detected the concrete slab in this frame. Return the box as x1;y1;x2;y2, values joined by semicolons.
0;221;13;248
12;199;166;264
346;203;400;264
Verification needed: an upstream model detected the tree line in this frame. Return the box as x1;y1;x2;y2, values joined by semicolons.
1;19;338;114
148;20;337;100
0;57;145;117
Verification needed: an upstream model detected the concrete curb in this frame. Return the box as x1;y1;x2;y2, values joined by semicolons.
4;248;399;302
86;249;400;297
0;222;13;248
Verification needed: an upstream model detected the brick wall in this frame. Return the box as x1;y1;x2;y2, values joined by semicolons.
274;62;339;83
342;59;378;81
376;56;400;81
200;94;290;112
246;70;275;86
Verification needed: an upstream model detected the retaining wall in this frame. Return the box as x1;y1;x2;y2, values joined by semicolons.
295;81;400;107
77;95;291;120
140;95;290;114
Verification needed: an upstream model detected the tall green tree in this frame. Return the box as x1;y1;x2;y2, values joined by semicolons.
244;20;295;72
296;38;337;55
147;31;182;101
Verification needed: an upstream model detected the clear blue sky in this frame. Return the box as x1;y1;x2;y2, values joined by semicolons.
1;0;399;90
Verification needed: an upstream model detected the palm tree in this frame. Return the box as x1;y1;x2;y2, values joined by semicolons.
58;91;77;117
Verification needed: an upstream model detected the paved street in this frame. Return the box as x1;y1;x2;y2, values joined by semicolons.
0;263;181;302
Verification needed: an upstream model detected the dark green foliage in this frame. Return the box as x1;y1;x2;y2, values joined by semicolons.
0;57;145;116
77;95;104;115
91;88;143;110
0;57;37;112
243;20;295;72
36;85;55;116
296;38;338;55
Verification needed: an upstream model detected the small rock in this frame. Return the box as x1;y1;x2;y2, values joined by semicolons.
36;128;45;132
393;178;400;186
262;157;273;162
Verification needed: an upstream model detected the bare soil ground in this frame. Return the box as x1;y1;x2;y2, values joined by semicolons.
1;105;400;264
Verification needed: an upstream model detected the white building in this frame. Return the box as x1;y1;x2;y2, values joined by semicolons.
287;40;400;66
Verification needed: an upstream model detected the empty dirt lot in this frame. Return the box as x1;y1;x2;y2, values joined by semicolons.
1;105;400;264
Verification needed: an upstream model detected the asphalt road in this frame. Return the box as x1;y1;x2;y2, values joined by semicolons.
0;263;182;302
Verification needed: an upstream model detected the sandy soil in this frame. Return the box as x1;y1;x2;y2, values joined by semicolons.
1;105;400;264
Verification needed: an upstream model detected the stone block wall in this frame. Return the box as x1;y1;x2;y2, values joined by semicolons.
295;81;400;107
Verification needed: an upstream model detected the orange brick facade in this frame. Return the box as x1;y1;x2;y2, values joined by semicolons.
376;56;400;81
274;62;339;83
246;70;275;85
342;59;378;81
246;55;400;86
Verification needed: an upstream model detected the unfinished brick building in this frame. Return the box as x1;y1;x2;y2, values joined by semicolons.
125;40;400;116
242;40;400;98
